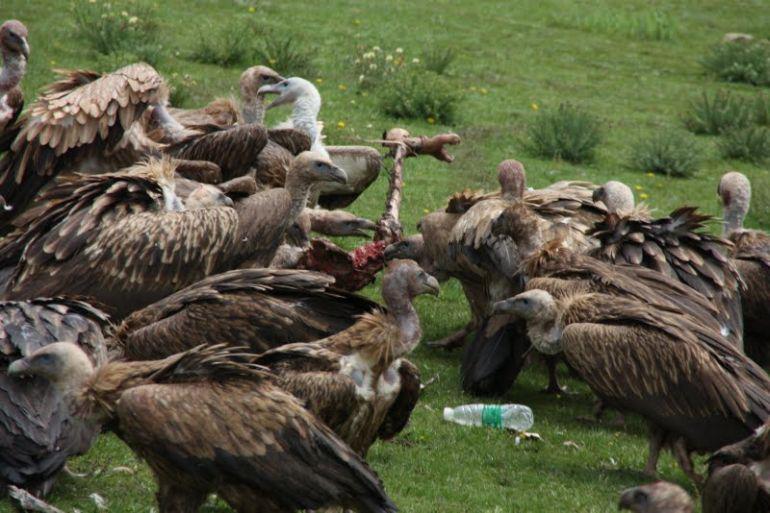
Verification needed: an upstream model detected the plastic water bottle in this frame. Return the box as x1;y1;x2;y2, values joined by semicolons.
443;404;534;431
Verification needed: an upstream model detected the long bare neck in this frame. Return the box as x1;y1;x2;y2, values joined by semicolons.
241;94;266;124
0;50;25;93
383;287;422;352
723;205;746;235
283;172;313;223
292;93;321;146
153;104;189;143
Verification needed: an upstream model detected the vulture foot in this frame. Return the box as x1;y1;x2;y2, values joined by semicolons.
427;326;470;350
8;487;66;513
542;356;570;394
643;429;665;478
672;438;703;487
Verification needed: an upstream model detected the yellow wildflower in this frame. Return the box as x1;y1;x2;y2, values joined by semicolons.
646;172;655;177
427;116;436;125
315;78;324;84
353;19;361;25
531;103;539;111
634;185;643;191
337;121;346;129
248;6;256;12
479;87;488;94
269;58;277;65
338;84;348;91
423;208;430;214
49;60;56;66
639;192;649;200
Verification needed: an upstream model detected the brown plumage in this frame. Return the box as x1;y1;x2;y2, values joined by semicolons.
255;259;439;456
113;268;379;360
591;181;744;348
704;423;770;513
719;171;770;366
0;297;108;497
0;64;169;228
0;20;29;149
493;289;770;482
618;482;694;513
316;146;383;209
8;344;398;513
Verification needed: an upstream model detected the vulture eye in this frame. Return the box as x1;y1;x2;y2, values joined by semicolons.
35;353;54;365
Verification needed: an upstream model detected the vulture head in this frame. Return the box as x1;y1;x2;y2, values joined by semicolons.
592;181;635;216
618;482;694;513
718;171;751;235
258;77;320;111
307;209;376;237
289;151;347;186
240;65;284;100
139;158;185;212
383;259;440;303
186;184;234;209
0;20;29;61
497;159;526;200
709;423;770;478
384;235;425;262
8;342;94;392
492;289;561;354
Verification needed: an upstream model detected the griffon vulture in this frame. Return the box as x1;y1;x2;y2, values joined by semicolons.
0;20;28;146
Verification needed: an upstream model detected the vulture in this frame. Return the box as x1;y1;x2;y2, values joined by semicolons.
0;20;28;146
618;482;694;513
447;161;605;395
255;259;440;456
8;344;398;513
114;268;379;361
0;297;108;497
718;171;770;366
0;153;346;319
259;77;382;208
704;422;770;513
591;180;744;348
492;287;770;483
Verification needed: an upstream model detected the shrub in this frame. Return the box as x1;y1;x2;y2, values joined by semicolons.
683;90;755;135
562;9;678;41
353;45;410;89
522;103;602;163
189;19;256;67
254;35;316;77
421;47;456;75
701;40;770;86
71;0;162;65
379;70;460;124
630;130;701;178
719;126;770;163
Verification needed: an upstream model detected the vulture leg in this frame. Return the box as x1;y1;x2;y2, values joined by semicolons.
427;323;472;350
156;480;206;513
7;487;66;513
644;428;666;478
672;438;703;486
541;355;566;394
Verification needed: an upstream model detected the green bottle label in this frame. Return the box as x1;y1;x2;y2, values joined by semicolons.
482;405;504;429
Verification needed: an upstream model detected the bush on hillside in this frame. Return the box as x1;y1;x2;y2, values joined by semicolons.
683;90;755;135
630;129;701;178
702;40;770;86
523;103;602;163
379;70;460;124
719;126;770;163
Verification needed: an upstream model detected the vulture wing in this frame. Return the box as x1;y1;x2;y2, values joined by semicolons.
115;268;379;360
267;128;311;155
0;64;166;224
317;146;382;209
589;207;744;345
562;293;770;451
0;297;108;495
116;379;396;512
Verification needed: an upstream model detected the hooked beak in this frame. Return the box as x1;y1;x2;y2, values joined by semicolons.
617;488;638;510
492;298;516;316
20;38;29;61
425;275;440;296
327;165;348;184
8;358;30;377
257;83;289;109
591;188;603;204
223;195;235;208
350;219;376;237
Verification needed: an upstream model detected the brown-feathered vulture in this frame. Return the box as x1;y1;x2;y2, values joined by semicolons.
492;287;770;483
618;482;694;513
590;180;744;348
718;171;770;366
113;268;379;361
8;344;398;513
447;161;605;396
703;422;770;513
255;259;439;456
259;77;382;208
0;20;28;147
0;297;108;497
0;152;346;319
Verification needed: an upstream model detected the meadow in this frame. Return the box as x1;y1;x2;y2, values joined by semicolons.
1;0;769;511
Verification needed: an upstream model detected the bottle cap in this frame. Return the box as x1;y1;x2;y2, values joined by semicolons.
443;407;453;421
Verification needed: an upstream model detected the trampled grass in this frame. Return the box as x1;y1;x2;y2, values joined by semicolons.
1;0;769;511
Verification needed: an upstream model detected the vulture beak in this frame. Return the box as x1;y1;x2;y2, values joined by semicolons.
20;38;30;60
7;358;30;377
591;188;603;204
424;275;440;296
617;488;640;510
327;165;348;184
349;219;377;237
492;298;515;316
258;83;289;109
223;195;235;208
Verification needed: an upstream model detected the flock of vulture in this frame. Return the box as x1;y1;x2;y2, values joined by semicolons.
1;16;770;513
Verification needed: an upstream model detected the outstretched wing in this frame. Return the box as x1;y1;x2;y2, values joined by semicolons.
116;381;396;512
0;64;166;224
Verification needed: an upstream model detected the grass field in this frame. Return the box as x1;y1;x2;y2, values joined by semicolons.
1;0;769;511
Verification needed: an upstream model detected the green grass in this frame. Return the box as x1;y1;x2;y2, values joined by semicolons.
2;0;770;511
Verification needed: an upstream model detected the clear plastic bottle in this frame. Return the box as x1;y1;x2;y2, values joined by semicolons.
443;403;534;431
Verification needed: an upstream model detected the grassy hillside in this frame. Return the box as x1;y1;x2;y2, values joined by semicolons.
1;0;768;511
